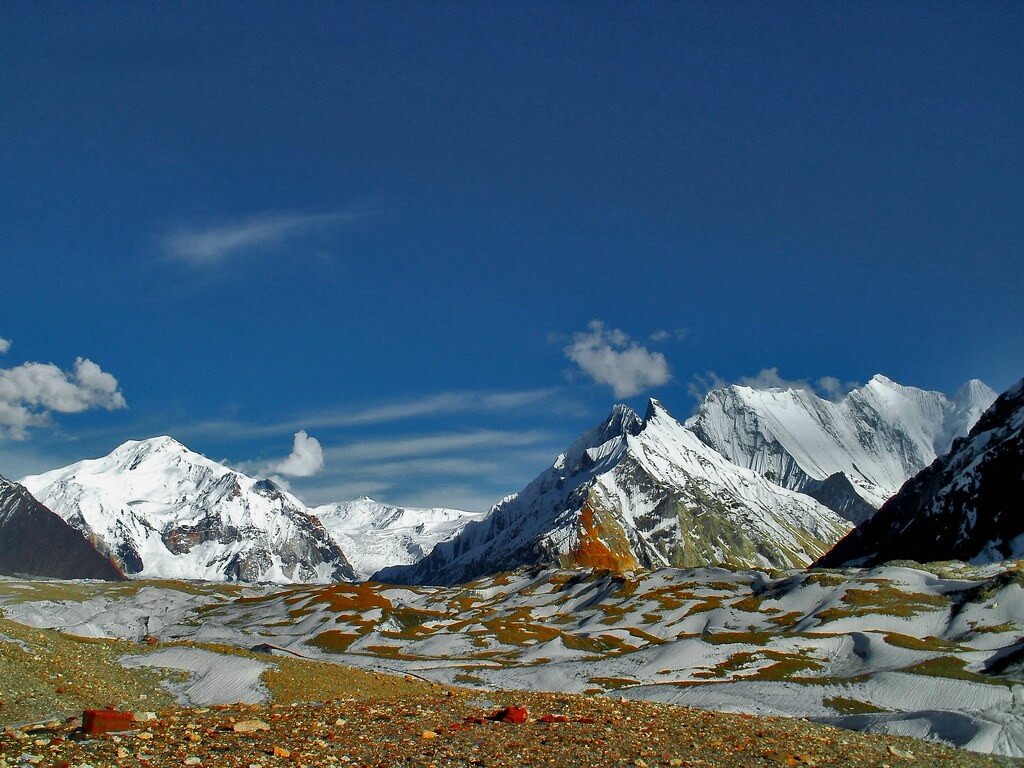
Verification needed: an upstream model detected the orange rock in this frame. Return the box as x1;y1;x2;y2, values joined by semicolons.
488;706;528;724
82;709;135;735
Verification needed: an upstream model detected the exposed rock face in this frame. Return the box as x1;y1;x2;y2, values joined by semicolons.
376;400;850;586
687;375;996;522
21;437;355;583
0;475;124;580
816;376;1024;567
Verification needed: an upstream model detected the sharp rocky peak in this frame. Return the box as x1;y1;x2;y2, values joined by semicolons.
600;403;643;438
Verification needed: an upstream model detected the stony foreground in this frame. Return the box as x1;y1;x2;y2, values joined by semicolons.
0;611;1020;768
2;692;1019;768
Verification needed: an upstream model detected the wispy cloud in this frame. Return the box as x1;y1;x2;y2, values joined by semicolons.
324;429;549;463
161;209;359;266
294;428;561;510
563;320;672;398
173;388;563;441
0;338;11;355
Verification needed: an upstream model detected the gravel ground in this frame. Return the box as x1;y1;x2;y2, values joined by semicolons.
2;692;1021;768
1;616;1021;768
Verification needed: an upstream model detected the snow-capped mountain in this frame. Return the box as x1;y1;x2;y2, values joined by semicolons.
21;437;355;583
687;375;996;523
817;376;1024;567
312;498;486;580
0;475;124;580
376;400;851;586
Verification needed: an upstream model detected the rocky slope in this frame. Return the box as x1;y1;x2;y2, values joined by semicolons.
687;375;996;523
20;437;355;583
0;475;124;580
312;498;485;580
817;376;1024;567
377;400;850;585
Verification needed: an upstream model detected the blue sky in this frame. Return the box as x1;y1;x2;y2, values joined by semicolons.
1;2;1021;510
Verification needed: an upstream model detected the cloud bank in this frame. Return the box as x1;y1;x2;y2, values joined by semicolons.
564;320;672;398
0;356;127;439
272;430;325;477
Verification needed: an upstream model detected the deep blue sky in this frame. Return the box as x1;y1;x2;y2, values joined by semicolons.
1;2;1021;510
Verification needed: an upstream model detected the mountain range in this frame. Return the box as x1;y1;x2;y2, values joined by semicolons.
376;399;852;585
1;373;1012;584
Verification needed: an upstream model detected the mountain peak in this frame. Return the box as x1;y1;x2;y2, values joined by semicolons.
599;403;643;438
954;378;997;406
643;397;673;423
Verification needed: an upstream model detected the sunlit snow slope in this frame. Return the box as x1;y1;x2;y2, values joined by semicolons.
687;375;996;522
312;498;486;580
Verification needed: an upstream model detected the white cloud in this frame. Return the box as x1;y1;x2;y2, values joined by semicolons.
0;338;10;355
564;320;672;398
272;430;325;477
162;209;357;266
0;357;127;439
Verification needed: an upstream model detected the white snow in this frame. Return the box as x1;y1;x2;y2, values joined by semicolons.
312;497;486;580
686;375;996;509
121;647;272;705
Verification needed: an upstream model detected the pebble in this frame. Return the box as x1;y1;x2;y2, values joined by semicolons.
232;720;271;734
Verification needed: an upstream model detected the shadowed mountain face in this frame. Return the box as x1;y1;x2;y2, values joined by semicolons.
0;475;124;580
816;376;1024;568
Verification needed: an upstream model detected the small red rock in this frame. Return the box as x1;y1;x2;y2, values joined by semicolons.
82;709;135;735
489;706;528;724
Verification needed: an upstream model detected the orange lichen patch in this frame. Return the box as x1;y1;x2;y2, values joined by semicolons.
562;504;640;572
305;630;360;653
304;582;393;614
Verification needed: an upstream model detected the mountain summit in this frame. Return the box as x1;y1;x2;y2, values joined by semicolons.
687;375;996;522
21;437;355;583
376;399;850;585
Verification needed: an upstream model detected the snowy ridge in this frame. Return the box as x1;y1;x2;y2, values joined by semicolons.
21;437;355;584
377;399;851;585
818;375;1024;567
312;498;486;580
687;375;996;521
